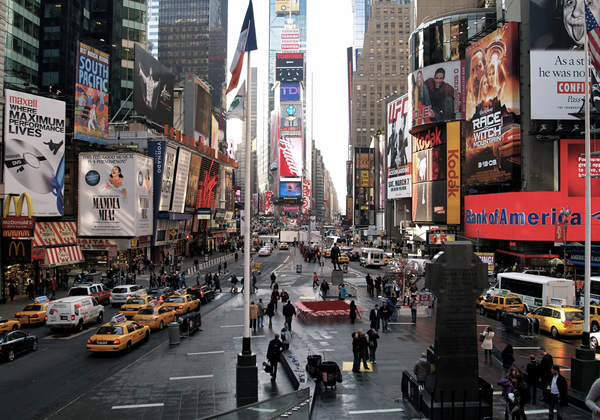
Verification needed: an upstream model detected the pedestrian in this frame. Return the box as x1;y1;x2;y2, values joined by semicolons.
218;263;222;275
320;279;329;300
410;293;419;323
481;326;494;363
547;365;568;420
351;331;361;372
585;377;600;419
280;289;289;304
369;304;380;331
384;280;392;297
252;273;258;293
266;333;284;382
230;274;238;293
339;283;348;300
388;293;398;321
249;301;258;332
513;375;530;420
271;289;279;311
498;376;516;420
282;301;296;332
196;272;200;286
280;322;291;350
312;272;319;288
380;301;393;332
502;344;515;379
214;274;222;292
266;299;275;328
27;281;34;300
8;282;15;301
526;354;539;405
223;260;228;273
349;300;357;324
270;272;277;288
414;352;430;386
365;273;374;296
366;328;379;364
358;329;370;370
375;275;382;297
194;257;199;271
539;347;554;402
257;298;265;328
180;272;187;288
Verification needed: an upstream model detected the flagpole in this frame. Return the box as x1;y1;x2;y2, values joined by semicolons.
584;28;592;347
243;51;252;354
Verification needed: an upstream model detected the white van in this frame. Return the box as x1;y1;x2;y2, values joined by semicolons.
46;296;104;333
360;248;385;267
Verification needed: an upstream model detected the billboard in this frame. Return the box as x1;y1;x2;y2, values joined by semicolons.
185;153;202;210
281;28;300;51
302;179;311;214
148;141;178;214
281;83;300;101
74;42;109;145
280;102;302;134
530;2;592;119
133;44;175;127
465;22;521;185
79;153;153;236
184;74;212;143
560;139;600;196
276;0;300;15
409;60;465;127
276;53;304;82
171;148;191;213
4;89;66;216
386;94;412;199
279;137;303;178
280;181;302;198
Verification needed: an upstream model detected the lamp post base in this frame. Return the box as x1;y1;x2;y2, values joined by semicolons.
236;350;258;406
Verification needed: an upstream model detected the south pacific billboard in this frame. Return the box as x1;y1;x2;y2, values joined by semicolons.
79;153;153;237
386;94;412;199
74;42;110;145
4;89;66;217
465;22;521;186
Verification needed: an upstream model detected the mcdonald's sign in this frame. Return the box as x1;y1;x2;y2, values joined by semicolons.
2;238;32;263
2;193;34;238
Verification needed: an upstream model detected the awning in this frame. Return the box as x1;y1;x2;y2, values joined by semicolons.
497;249;560;259
39;245;84;267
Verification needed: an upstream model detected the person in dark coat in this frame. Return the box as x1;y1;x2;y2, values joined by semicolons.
282;301;296;332
547;365;568;419
366;328;380;363
330;242;342;270
349;300;357;324
266;334;285;382
369;304;380;331
266;299;275;328
280;289;289;304
502;344;515;378
8;282;16;301
539;347;554;401
526;354;540;405
352;331;361;372
271;289;280;311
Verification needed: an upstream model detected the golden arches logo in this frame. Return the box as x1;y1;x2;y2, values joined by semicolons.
3;193;33;218
8;240;26;257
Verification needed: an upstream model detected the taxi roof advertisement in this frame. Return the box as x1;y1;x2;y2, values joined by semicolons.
78;153;153;237
465;22;521;186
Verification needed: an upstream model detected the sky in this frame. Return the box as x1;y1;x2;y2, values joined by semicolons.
227;0;354;210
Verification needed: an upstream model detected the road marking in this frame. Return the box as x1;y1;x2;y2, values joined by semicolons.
221;324;244;328
342;361;372;371
234;335;265;339
389;322;414;325
348;408;404;414
44;329;90;340
188;350;225;355
299;296;316;300
525;409;555;414
113;403;164;410
513;347;541;350
169;375;213;380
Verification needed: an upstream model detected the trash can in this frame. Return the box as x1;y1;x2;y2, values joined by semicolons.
307;354;322;379
320;361;338;387
297;264;302;273
179;312;202;335
343;264;348;273
168;321;180;345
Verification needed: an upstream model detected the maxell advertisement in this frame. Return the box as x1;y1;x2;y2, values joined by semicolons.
465;22;521;185
386;94;412;199
170;148;191;213
279;137;303;178
74;42;109;145
79;153;153;236
530;1;592;119
276;53;304;83
409;60;465;128
134;44;175;127
4;89;66;216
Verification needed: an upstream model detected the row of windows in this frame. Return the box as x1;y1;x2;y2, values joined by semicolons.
7;34;38;61
6;57;38;84
10;10;40;38
14;0;40;15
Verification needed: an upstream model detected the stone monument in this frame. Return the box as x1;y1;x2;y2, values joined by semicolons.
421;241;492;419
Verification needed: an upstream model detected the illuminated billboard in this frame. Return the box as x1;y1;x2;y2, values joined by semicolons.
409;60;465;128
74;42;109;145
276;0;300;15
133;44;174;127
465;22;521;185
280;83;300;101
386;94;412;199
280;102;302;135
280;181;301;198
184;74;212;143
279;136;303;178
276;53;304;83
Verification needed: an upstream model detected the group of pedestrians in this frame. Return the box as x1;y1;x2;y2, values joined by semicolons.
351;328;380;371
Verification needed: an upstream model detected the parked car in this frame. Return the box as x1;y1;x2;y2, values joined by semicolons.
0;330;37;362
480;294;525;320
69;283;111;305
15;296;49;326
526;305;584;338
187;286;215;304
110;285;145;307
0;317;21;332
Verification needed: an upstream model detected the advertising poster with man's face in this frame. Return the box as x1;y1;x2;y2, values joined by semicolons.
4;89;66;217
409;61;465;128
79;153;153;236
386;94;412;199
170;149;191;213
465;22;521;186
74;42;109;145
530;0;600;119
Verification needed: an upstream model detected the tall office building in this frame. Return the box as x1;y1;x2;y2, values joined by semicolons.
5;0;40;93
353;0;370;63
158;0;227;114
147;0;159;58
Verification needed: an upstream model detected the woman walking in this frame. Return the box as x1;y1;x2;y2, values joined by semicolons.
481;326;494;363
349;300;357;324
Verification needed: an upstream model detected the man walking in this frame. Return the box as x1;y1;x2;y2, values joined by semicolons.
270;271;277;288
539;347;554;401
410;293;419;323
282;300;297;332
320;279;329;300
369;304;380;332
380;301;393;333
547;365;568;419
267;334;285;382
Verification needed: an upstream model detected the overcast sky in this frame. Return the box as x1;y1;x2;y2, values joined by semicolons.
227;0;354;211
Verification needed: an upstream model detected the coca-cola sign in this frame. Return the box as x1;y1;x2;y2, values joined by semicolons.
279;137;303;178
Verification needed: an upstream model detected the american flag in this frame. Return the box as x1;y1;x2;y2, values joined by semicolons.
586;4;600;74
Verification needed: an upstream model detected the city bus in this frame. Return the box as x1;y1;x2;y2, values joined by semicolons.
492;272;575;312
360;248;385;267
582;276;600;304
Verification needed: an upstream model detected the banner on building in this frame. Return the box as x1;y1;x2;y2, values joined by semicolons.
4;89;66;217
171;148;191;213
148;142;178;212
386;94;412;199
185;153;202;211
279;137;303;178
302;179;311;214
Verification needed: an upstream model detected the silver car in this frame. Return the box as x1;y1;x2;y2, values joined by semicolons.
109;285;144;307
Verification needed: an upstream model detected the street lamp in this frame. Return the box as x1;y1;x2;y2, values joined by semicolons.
560;204;571;277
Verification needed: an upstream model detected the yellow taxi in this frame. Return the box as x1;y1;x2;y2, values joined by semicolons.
384;253;394;265
527;305;584;338
279;242;289;250
324;248;332;258
134;302;178;330
15;296;50;326
480;294;525;320
0;316;21;331
338;253;349;264
583;304;600;333
163;293;200;315
87;314;150;353
119;293;158;319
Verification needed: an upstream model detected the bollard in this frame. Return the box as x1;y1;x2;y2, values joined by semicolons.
168;322;180;345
